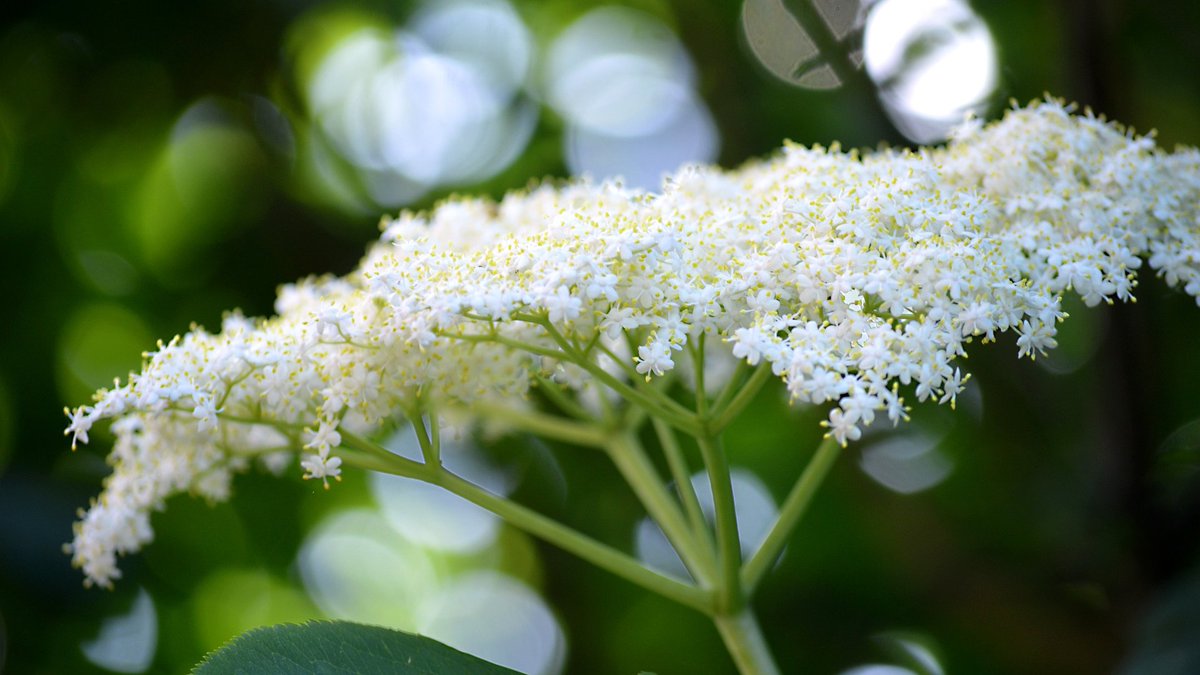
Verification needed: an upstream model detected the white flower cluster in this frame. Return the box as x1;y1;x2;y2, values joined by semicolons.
64;101;1200;588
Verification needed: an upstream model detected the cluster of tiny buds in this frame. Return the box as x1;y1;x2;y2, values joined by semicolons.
63;101;1200;588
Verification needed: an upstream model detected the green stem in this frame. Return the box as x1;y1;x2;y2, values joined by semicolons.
543;323;702;434
428;411;441;462
336;445;433;480
691;336;709;417
216;367;255;410
407;408;439;466
337;436;713;613
607;432;717;587
697;434;743;613
434;470;713;612
710;360;750;414
339;430;432;476
536;319;692;422
714;609;782;675
594;335;650;385
533;374;594;421
741;436;841;593
214;411;304;431
653;418;711;549
710;364;774;433
604;372;701;435
217;443;295;457
469;331;703;435
473;401;608;448
452;331;561;360
622;399;649;432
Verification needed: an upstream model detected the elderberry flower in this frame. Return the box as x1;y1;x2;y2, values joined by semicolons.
63;101;1200;588
635;340;678;378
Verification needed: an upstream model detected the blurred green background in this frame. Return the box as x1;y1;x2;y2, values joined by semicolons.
2;0;1199;673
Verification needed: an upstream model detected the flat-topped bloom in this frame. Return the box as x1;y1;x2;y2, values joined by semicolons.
64;101;1200;588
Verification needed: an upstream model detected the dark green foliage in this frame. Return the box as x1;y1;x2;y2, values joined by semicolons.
193;621;520;675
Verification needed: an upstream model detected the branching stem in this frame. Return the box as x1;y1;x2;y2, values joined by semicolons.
697;433;743;613
741;436;841;593
336;430;714;614
653;418;711;549
606;431;717;586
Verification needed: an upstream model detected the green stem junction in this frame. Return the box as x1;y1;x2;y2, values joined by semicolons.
236;313;844;674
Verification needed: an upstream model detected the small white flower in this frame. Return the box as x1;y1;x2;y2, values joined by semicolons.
192;400;224;432
545;285;583;324
938;369;968;408
64;406;94;449
314;307;351;341
823;408;862;447
304;421;342;454
841;289;865;312
731;328;767;366
301;452;343;489
601;307;643;340
1016;320;1058;359
635;341;676;379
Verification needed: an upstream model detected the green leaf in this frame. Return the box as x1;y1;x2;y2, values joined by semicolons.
193;620;523;675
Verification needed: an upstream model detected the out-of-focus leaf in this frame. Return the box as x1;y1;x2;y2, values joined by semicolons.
192;620;521;675
1119;572;1200;675
1153;419;1200;503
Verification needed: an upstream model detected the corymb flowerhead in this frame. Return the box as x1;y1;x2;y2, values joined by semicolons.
63;101;1200;587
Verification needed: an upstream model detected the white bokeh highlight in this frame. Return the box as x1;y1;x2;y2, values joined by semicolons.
864;0;998;143
80;588;157;674
371;424;513;554
304;0;537;206
416;571;566;675
859;432;954;495
545;7;719;190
